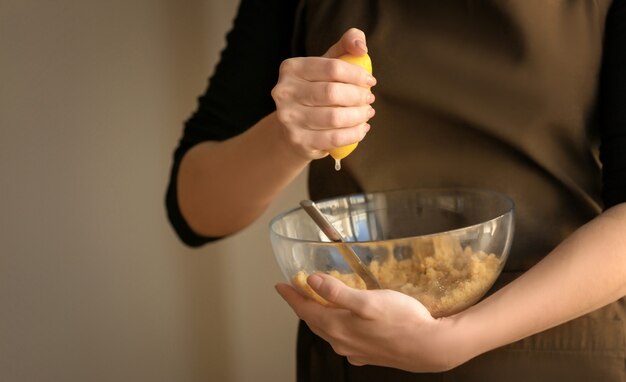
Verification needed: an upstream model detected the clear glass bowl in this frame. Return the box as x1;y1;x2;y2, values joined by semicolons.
269;188;515;317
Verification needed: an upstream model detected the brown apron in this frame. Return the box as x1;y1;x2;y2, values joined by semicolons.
292;1;626;381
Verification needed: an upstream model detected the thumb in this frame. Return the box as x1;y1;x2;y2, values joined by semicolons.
307;273;376;318
323;27;368;58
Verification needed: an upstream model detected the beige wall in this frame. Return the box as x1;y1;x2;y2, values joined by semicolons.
0;1;302;381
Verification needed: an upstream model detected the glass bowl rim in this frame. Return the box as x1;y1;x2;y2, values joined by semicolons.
269;187;515;245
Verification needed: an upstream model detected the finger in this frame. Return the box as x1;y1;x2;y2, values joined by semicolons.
275;282;309;310
302;82;375;107
279;103;373;130
279;57;374;88
307;273;378;319
275;281;338;315
275;282;345;336
301;105;375;130
301;123;371;151
347;356;368;367
323;28;368;58
277;119;368;160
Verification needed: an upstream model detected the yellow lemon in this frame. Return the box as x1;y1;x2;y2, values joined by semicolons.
329;53;373;171
337;53;373;74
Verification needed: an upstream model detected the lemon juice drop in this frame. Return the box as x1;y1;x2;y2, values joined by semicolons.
330;142;358;171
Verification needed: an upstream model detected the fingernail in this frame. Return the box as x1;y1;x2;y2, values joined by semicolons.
355;39;368;53
307;274;323;290
368;107;376;118
367;93;375;103
366;75;377;87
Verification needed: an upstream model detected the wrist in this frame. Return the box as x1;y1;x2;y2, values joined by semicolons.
394;308;482;372
435;309;485;370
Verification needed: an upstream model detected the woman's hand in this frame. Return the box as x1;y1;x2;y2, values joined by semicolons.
275;273;464;372
271;28;377;160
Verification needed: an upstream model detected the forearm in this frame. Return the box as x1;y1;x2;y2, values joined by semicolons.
177;112;310;237
447;202;626;366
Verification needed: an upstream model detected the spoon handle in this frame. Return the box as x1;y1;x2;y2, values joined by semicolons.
299;200;381;290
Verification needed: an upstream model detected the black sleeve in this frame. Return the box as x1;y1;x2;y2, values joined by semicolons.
165;0;300;247
599;0;626;209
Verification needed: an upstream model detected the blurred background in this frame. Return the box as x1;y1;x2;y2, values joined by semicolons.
0;1;303;381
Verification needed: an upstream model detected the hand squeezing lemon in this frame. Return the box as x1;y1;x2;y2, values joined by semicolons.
329;53;373;171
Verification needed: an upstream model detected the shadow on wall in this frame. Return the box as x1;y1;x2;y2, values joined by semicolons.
161;1;240;381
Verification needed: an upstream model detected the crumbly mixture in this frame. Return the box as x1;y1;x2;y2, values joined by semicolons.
292;235;502;317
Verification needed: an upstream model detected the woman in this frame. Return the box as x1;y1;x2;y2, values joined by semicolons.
166;1;626;380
